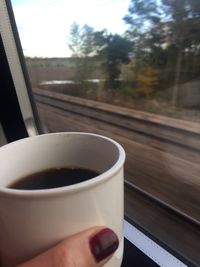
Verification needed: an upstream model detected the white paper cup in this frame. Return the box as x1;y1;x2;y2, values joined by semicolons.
0;132;125;267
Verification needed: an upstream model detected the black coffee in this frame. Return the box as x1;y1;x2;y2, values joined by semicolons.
8;167;100;190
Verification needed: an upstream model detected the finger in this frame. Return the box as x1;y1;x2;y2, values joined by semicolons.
18;226;119;267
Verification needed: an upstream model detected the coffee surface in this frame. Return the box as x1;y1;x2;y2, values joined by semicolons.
8;167;99;190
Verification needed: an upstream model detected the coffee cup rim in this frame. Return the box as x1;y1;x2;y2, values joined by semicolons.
0;132;125;198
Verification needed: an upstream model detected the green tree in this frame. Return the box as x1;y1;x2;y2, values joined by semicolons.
161;0;200;105
124;0;200;105
123;0;164;85
94;31;132;86
68;22;96;57
68;22;82;57
68;23;96;81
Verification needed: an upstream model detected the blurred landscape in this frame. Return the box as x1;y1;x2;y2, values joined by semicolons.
27;56;200;123
24;0;200;123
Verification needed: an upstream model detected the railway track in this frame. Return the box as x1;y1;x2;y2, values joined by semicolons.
33;88;200;266
34;88;200;153
125;179;200;227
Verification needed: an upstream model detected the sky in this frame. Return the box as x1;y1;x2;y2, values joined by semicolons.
11;0;130;58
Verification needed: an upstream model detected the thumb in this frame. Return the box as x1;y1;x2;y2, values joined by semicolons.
19;227;119;267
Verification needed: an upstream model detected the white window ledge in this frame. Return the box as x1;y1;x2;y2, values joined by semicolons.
124;220;188;267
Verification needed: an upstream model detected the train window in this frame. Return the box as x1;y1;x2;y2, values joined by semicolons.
1;0;200;266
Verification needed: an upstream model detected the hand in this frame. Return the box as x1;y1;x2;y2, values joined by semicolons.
18;227;119;267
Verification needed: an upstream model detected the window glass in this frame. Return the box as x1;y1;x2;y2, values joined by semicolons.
10;0;200;264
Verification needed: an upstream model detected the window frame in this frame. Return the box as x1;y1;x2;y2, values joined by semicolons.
0;0;42;139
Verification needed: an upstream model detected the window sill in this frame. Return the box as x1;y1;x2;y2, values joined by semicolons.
122;220;189;267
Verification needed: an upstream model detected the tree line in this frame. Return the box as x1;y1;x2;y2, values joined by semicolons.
68;0;200;105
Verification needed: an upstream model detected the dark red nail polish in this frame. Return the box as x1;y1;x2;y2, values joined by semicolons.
89;228;119;262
